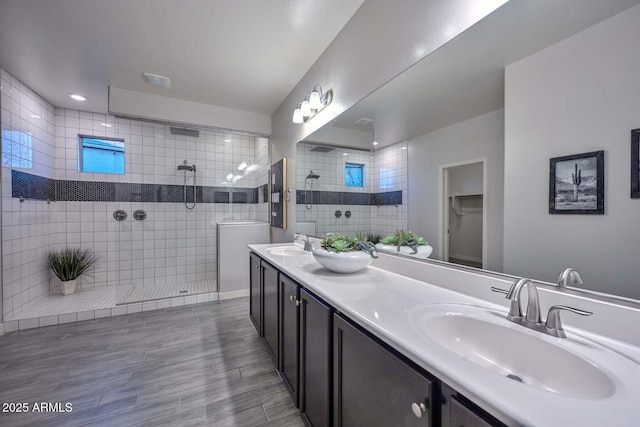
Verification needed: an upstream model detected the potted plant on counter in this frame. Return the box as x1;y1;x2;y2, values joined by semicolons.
312;233;378;273
47;247;96;295
376;230;433;258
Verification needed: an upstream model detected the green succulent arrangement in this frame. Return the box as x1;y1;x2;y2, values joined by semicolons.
379;230;428;254
320;233;378;258
47;247;96;281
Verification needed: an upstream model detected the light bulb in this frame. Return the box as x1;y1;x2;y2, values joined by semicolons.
292;107;303;124
309;90;322;109
300;99;311;117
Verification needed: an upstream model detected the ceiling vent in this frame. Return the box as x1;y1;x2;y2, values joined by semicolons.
310;146;334;153
142;72;171;88
169;127;200;138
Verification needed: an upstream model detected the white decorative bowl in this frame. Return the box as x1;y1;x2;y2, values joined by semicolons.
375;243;433;259
312;248;372;273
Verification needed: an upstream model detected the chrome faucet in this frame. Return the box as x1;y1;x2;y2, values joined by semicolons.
303;237;313;252
493;278;593;337
505;278;541;326
558;268;584;288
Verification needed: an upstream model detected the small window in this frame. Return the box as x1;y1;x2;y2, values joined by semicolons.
345;163;364;187
1;130;33;168
79;135;124;174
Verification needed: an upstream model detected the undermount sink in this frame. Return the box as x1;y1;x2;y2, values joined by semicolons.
410;304;616;399
266;246;308;257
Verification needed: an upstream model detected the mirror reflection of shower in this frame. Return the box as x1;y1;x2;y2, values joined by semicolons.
178;160;197;209
305;170;320;210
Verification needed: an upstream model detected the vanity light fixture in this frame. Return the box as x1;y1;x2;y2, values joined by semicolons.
292;85;333;124
69;94;87;101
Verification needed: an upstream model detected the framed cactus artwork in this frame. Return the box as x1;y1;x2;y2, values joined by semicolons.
549;150;604;214
631;129;639;199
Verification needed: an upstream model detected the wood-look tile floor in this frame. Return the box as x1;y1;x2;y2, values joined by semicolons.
0;298;304;427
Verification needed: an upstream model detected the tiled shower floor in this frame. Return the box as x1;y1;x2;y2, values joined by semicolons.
7;280;216;321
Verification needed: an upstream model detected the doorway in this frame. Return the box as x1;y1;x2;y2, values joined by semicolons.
440;159;486;269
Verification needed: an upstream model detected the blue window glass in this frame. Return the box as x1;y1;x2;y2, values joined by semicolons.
1;130;33;168
80;135;125;174
345;163;364;187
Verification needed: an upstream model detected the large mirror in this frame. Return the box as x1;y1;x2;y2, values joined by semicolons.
296;1;640;301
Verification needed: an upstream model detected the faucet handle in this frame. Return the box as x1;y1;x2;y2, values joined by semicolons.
545;305;593;338
294;232;301;241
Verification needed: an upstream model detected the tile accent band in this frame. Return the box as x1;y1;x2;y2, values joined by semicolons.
296;189;402;206
11;170;266;204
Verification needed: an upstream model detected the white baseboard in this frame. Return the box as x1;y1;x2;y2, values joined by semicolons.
449;253;482;263
219;289;249;300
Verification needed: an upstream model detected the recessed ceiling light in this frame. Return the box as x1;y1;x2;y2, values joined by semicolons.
69;94;87;101
30;114;41;119
101;123;112;127
401;146;407;150
373;141;378;146
224;139;231;143
343;153;348;156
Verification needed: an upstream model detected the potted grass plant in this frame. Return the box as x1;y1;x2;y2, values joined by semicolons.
312;233;378;273
47;247;96;295
376;230;433;259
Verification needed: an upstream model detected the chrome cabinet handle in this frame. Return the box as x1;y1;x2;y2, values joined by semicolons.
411;402;427;418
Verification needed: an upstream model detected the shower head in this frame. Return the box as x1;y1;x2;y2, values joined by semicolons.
306;171;320;179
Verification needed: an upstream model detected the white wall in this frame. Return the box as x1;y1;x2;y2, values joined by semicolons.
504;4;640;299
270;0;508;243
109;87;271;136
408;109;504;272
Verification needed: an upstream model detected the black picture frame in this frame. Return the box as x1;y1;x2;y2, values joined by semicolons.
549;150;604;214
631;129;640;198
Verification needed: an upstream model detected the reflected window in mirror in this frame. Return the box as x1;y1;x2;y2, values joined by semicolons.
345;163;364;187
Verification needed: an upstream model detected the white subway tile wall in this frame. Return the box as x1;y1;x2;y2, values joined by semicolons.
0;69;269;321
295;141;407;238
370;142;408;238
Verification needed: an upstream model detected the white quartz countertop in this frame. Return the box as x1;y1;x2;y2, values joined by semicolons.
249;243;640;427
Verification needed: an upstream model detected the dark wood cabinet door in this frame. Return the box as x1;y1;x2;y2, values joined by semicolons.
441;383;505;427
249;252;262;336
300;288;332;427
262;261;279;363
334;314;433;427
279;274;300;406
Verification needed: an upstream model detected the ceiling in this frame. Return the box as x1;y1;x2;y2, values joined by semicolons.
312;0;640;149
0;0;364;115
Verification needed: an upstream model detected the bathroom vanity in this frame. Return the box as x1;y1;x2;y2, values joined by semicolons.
249;242;640;427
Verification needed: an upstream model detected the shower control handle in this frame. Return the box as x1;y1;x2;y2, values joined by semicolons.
113;210;127;221
133;210;147;221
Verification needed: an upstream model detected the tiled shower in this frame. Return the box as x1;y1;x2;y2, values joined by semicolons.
0;69;269;326
296;141;408;239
